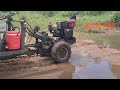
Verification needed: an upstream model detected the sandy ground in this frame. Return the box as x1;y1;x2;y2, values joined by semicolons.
74;40;120;65
0;40;120;79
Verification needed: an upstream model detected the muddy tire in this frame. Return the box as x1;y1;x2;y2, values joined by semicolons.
51;41;71;63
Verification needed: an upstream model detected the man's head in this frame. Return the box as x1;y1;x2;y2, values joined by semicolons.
73;12;77;15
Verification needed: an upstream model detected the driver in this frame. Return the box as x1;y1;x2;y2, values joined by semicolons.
70;12;77;20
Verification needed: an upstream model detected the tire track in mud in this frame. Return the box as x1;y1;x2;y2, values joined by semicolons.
0;55;56;79
20;71;64;79
0;53;74;79
0;64;59;79
18;63;74;79
17;65;59;79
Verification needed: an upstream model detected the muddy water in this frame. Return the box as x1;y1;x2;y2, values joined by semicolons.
61;47;116;79
75;31;120;50
61;31;120;79
19;46;120;79
0;45;120;79
1;31;120;79
69;52;116;79
0;51;119;79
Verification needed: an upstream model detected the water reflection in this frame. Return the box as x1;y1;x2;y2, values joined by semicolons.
75;32;120;50
69;53;117;79
72;61;116;79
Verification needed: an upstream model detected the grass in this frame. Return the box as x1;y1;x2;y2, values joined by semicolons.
0;11;119;32
76;12;117;30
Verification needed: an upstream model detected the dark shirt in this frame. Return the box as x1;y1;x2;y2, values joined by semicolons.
70;14;76;20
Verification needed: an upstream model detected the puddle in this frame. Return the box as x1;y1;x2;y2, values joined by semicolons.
72;61;116;79
69;51;117;79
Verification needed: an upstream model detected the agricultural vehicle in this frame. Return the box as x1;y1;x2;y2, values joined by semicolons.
0;12;76;63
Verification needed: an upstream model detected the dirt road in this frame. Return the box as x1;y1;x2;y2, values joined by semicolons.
0;40;120;79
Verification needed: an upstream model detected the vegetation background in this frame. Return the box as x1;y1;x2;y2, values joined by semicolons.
0;11;120;32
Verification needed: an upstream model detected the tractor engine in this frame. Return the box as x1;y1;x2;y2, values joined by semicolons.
28;26;55;56
48;19;76;44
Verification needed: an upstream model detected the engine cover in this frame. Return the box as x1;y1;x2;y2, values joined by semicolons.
64;28;73;39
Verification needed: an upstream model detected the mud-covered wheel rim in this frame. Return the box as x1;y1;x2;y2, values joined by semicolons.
51;41;71;63
58;47;68;60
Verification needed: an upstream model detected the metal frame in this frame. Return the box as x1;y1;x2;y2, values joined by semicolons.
0;20;28;58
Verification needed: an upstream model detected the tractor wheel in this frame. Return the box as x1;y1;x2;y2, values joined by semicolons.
51;41;71;63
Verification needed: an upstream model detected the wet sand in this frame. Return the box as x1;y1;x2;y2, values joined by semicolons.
0;40;120;79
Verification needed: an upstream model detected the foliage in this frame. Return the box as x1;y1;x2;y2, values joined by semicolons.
0;11;120;32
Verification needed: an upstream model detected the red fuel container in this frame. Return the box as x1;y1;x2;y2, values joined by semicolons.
5;31;21;50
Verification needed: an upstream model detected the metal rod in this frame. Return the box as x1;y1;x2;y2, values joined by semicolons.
20;21;26;49
12;20;25;22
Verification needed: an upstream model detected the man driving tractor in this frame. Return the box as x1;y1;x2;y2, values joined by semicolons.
70;12;77;20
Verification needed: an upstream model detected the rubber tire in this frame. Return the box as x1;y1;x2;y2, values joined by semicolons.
51;41;71;63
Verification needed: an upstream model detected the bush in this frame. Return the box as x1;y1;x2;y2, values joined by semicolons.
111;12;120;27
0;11;119;31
